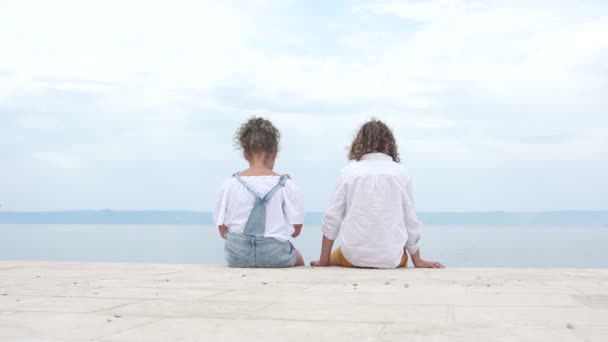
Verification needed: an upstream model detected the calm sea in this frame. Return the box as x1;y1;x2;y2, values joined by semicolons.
1;224;607;268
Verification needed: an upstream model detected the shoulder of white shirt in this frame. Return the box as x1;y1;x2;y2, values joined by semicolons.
222;175;297;187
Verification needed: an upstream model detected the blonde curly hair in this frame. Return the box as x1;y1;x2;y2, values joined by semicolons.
234;116;280;157
348;119;400;162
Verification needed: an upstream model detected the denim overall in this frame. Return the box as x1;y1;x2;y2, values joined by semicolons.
224;174;296;268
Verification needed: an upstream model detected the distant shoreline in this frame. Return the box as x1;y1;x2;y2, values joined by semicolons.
1;210;607;226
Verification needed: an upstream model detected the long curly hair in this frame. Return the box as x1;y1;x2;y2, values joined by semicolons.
234;116;280;157
348;119;400;162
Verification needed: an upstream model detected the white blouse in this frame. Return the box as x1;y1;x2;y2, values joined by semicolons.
213;176;305;242
322;153;423;268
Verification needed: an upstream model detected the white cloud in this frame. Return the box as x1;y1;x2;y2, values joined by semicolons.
1;0;607;211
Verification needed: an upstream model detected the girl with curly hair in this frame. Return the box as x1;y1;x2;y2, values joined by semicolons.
311;119;444;269
213;116;305;267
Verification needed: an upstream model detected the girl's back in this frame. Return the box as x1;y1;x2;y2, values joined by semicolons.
215;175;303;242
213;116;305;268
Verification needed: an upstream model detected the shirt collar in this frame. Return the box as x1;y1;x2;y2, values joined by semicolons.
360;152;392;161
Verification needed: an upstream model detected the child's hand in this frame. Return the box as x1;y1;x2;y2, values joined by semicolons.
410;250;445;268
413;259;445;268
218;225;228;239
310;260;330;267
292;224;302;238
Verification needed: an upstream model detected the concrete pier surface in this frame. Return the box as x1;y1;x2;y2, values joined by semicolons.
1;262;607;341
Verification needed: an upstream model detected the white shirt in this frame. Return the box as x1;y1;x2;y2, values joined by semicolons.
322;153;423;268
213;176;305;242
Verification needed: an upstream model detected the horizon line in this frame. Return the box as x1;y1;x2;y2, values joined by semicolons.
2;209;608;214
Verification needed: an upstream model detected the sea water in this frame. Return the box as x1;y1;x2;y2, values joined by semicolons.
1;224;607;268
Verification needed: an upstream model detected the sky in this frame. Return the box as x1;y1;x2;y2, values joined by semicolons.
1;0;607;212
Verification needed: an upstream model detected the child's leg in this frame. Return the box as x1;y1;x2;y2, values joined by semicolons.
398;249;409;268
330;247;354;267
294;249;305;266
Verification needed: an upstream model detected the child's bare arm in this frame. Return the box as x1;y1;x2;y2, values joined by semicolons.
218;225;228;239
311;235;334;266
292;224;303;238
409;249;444;268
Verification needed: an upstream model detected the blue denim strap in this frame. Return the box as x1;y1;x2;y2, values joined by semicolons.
234;174;287;237
234;174;263;198
262;175;287;202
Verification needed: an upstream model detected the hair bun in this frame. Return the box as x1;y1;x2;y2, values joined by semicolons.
234;116;281;156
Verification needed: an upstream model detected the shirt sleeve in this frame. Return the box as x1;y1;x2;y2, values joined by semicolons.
213;179;231;226
321;172;347;240
283;179;305;225
403;178;422;255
